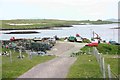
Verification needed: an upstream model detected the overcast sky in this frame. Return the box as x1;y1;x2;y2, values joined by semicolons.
0;0;119;20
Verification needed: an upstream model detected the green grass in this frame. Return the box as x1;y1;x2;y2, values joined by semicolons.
1;19;113;29
81;44;119;77
81;43;119;55
80;46;93;54
0;56;2;80
97;44;119;77
97;44;119;55
2;48;55;78
103;55;119;78
0;47;2;79
67;44;119;78
67;54;102;78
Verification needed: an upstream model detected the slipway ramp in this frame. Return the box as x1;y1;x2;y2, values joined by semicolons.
18;41;86;78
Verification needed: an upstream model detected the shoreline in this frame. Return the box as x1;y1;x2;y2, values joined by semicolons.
110;27;120;29
0;25;73;31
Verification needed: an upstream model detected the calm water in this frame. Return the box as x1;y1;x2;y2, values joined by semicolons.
0;24;119;42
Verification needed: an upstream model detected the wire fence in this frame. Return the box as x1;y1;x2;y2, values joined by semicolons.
2;49;35;64
92;47;118;79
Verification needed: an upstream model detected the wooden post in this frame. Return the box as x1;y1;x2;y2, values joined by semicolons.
92;47;94;55
102;57;106;78
98;53;101;64
19;49;22;59
13;48;15;52
26;50;29;59
29;51;32;59
88;48;91;54
9;51;12;63
99;54;102;72
108;64;111;79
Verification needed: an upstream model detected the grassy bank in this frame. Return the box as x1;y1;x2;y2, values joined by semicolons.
1;19;112;30
81;43;119;55
97;43;119;55
2;48;55;78
67;43;119;78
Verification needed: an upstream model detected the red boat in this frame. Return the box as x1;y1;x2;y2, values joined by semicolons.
85;42;98;47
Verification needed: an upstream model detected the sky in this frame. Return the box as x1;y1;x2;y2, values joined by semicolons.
0;0;119;20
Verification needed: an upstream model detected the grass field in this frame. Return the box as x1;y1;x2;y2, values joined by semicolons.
1;19;112;29
0;56;2;80
67;54;119;78
2;48;55;78
0;47;2;79
67;43;119;78
103;54;119;78
67;54;102;78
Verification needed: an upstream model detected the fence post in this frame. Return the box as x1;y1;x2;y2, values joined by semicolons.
29;51;32;59
102;57;106;78
93;47;106;78
92;47;95;55
9;50;12;63
108;64;112;79
13;48;15;52
88;48;91;54
95;48;99;62
19;49;22;59
99;53;102;72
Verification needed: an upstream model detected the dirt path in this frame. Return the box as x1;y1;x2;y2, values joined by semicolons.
18;41;86;78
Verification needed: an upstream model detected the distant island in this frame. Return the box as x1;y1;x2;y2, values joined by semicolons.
111;27;120;29
4;31;40;34
105;18;119;22
0;19;117;30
